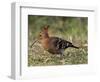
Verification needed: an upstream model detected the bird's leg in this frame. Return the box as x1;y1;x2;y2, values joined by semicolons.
59;51;65;61
60;53;65;65
60;50;65;58
60;53;64;59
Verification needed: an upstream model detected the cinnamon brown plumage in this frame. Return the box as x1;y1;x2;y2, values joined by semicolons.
39;25;79;56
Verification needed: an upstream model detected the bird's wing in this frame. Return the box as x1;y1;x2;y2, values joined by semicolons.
50;37;72;50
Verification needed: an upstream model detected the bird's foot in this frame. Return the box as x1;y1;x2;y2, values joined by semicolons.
56;54;61;58
60;58;65;65
60;54;65;59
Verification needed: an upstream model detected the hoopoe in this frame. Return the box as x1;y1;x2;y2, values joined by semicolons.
38;25;79;56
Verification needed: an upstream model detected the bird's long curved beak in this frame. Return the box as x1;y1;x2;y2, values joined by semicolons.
30;39;38;48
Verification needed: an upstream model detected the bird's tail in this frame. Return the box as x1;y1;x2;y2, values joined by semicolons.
71;45;79;49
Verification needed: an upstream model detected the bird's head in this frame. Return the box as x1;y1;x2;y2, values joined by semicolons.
39;25;50;39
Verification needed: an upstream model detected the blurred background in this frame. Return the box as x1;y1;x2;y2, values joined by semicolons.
28;15;88;66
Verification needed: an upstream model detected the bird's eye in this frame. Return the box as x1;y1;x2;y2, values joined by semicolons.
40;34;41;37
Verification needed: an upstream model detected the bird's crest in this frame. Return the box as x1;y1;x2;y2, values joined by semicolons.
42;25;49;32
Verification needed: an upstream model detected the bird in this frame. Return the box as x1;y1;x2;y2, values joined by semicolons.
37;25;79;57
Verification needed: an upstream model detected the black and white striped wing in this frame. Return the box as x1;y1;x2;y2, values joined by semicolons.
50;37;72;50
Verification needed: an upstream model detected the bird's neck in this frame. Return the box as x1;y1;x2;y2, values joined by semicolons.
43;33;50;39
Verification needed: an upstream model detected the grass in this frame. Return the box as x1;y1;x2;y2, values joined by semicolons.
28;15;88;66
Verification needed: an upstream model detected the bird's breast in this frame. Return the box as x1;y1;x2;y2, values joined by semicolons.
40;38;50;49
